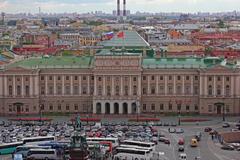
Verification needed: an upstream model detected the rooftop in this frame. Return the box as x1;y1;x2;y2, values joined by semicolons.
98;30;150;49
8;56;93;69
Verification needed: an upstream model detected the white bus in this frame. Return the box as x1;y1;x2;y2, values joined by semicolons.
14;145;51;159
119;144;153;152
86;137;119;148
27;148;60;160
114;147;152;160
121;140;155;151
23;136;55;144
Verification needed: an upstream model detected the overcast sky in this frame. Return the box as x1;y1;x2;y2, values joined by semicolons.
0;0;239;13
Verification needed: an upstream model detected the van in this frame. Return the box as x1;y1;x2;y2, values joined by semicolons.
191;138;198;147
179;153;187;160
27;149;60;160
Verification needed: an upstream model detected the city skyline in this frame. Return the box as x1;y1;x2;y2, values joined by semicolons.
0;0;239;14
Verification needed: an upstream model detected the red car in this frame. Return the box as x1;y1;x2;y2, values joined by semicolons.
164;139;170;144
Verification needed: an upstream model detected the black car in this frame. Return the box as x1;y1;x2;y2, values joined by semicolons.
221;145;235;150
163;122;169;126
222;123;230;128
178;145;184;152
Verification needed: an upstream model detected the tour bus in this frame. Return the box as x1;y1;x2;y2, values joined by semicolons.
119;144;153;152
0;142;24;155
27;148;60;160
121;140;156;151
86;137;119;148
114;147;152;160
23;136;55;144
14;145;51;159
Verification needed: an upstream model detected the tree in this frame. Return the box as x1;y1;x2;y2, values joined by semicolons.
205;47;213;56
218;20;225;28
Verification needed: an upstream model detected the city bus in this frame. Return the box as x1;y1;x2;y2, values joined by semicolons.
14;145;51;159
114;147;152;160
0;142;24;155
86;137;119;148
23;136;55;144
121;140;155;151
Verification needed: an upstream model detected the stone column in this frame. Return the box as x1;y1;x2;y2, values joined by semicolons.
147;76;150;94
111;77;114;96
204;76;208;96
129;77;132;96
165;75;167;95
191;75;194;95
0;76;3;96
182;75;185;95
213;76;216;96
79;76;82;95
138;76;141;96
222;76;225;96
104;76;107;96
34;76;39;96
231;76;234;96
70;75;73;95
156;75;159;95
62;75;65;95
119;102;123;114
173;75;176;95
30;76;33;96
53;75;56;95
45;75;48;95
101;102;105;114
13;75;16;96
87;76;90;95
110;102;114;114
128;102;132;114
93;101;96;114
120;77;123;96
21;76;24;97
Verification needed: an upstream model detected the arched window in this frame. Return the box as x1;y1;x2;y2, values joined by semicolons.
226;85;230;96
17;85;21;96
208;85;212;96
133;85;137;95
8;85;13;96
217;85;221;96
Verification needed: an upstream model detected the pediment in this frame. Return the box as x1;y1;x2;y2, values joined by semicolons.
205;64;233;72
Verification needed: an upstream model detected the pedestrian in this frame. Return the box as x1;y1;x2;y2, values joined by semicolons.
211;134;214;140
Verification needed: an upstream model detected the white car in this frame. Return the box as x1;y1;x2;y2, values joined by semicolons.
179;153;187;160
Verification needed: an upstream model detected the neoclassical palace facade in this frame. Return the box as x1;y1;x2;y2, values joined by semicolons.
0;52;240;116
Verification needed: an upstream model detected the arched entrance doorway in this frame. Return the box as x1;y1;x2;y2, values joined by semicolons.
105;103;110;114
132;103;137;114
217;105;222;114
13;102;23;114
123;103;128;114
114;103;119;114
96;103;101;114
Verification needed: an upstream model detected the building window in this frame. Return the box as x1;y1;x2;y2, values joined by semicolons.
226;105;230;113
160;104;164;110
208;85;212;96
143;104;146;111
133;77;137;81
58;76;61;81
151;76;155;81
159;86;164;94
142;88;147;95
49;86;53;95
25;86;29;96
106;86;111;96
74;104;78;111
177;85;182;94
185;85;190;94
151;104;155;111
169;76;172;80
217;85;221;96
41;76;44;81
49;105;53;111
74;86;79;95
98;77;102;81
177;76;181;81
186;76;190;81
97;86;102;96
58;104;61;110
82;86;87;94
194;86;198;95
168;103;172;110
65;86;70;95
83;76;86;81
90;86;94;94
208;77;212;81
133;85;137;95
226;77;230;82
143;76;146;81
115;86;120;96
194;76;198;81
25;77;29;81
151;86;155;94
226;85;230;96
75;76;78;81
208;105;212;112
107;76;111;81
160;76;163;80
168;86;173;94
8;85;13;96
186;105;190;111
66;105;70;111
49;76;53;81
194;105;198;110
124;86;128;96
9;105;12;112
57;85;62;95
41;86;45;95
17;85;21;96
217;76;221;81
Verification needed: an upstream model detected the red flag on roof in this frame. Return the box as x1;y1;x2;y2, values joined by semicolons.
117;31;124;38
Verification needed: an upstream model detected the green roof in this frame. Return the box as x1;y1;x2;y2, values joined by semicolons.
97;49;141;56
8;56;93;69
142;57;235;69
98;30;150;48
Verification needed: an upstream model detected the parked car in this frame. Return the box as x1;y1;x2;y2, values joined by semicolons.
221;145;234;150
176;128;184;134
222;123;230;128
204;127;212;132
178;145;184;152
164;139;170;144
168;128;176;133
